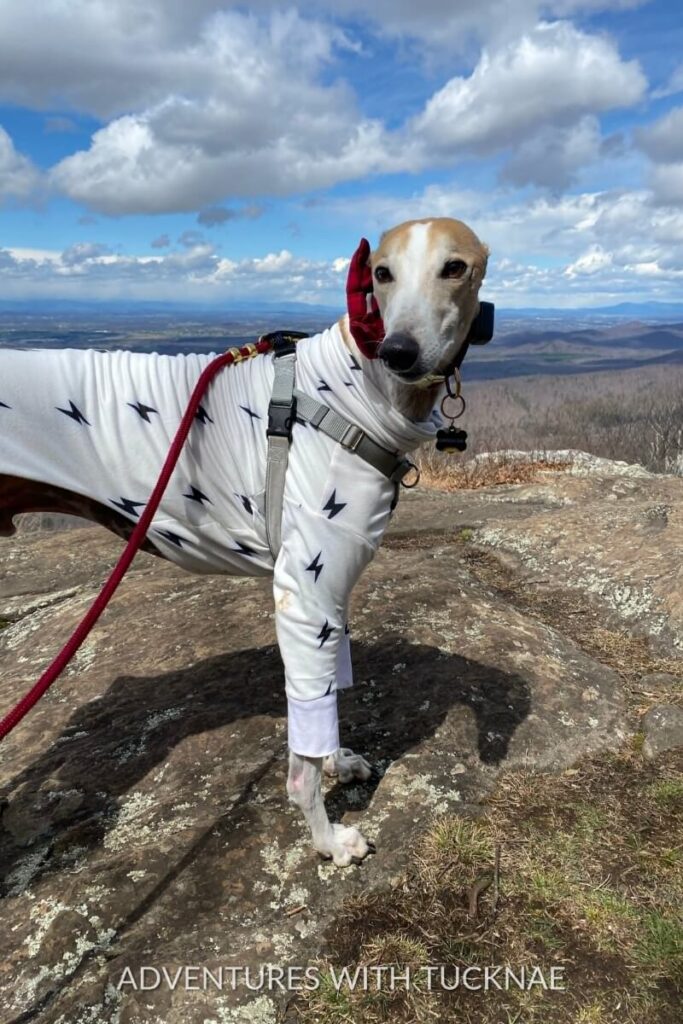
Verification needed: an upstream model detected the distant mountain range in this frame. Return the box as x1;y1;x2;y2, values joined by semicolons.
0;298;344;317
2;299;683;319
498;302;683;318
463;317;683;380
2;301;683;382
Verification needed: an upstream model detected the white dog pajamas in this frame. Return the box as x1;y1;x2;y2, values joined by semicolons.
0;324;436;756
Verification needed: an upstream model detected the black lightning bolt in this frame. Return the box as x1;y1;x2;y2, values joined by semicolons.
324;680;334;696
239;405;261;421
349;355;361;371
111;497;146;517
233;541;256;557
184;485;212;505
56;400;90;425
306;552;324;582
0;401;11;409
236;494;253;515
317;379;331;392
128;401;158;422
155;529;185;547
323;490;346;519
195;404;214;425
317;620;334;647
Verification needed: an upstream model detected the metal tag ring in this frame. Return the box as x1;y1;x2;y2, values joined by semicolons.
401;462;421;489
440;393;466;420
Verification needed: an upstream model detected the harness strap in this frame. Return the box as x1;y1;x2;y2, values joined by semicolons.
265;344;298;558
264;345;414;559
293;391;413;483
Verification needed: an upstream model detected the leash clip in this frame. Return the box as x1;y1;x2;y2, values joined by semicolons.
445;368;462;399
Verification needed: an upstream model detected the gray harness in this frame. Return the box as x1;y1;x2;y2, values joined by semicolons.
264;338;415;557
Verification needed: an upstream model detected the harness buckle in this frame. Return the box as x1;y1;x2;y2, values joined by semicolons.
267;398;297;439
340;424;363;451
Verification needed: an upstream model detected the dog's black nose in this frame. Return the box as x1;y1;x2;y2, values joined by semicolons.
379;332;420;373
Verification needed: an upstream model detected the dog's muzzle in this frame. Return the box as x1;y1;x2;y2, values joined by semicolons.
378;332;422;377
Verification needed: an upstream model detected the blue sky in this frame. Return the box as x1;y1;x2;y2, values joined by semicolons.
1;0;682;308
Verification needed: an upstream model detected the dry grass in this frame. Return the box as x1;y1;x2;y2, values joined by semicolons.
418;450;572;490
289;749;683;1024
420;366;683;483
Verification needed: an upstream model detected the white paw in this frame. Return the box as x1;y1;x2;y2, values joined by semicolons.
317;824;374;867
323;747;373;784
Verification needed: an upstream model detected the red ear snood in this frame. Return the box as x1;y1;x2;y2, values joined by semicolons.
346;237;385;359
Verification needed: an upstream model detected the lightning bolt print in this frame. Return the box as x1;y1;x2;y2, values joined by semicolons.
317;620;334;647
56;400;90;425
323;490;346;519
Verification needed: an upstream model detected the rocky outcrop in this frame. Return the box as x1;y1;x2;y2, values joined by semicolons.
641;704;683;759
0;452;680;1024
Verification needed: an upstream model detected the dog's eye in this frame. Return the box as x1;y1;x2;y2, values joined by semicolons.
374;266;393;284
441;259;468;279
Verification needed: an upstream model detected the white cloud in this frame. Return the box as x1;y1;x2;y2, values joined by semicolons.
0;0;649;213
635;108;683;206
303;180;683;303
564;244;613;276
0;239;350;304
0;0;643;104
500;116;602;189
318;0;646;48
649;163;683;206
49;16;647;213
47;9;402;214
0;126;39;203
636;106;683;163
411;21;646;157
3;180;683;306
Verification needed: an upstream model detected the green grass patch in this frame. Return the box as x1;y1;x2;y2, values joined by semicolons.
648;778;683;811
293;748;683;1024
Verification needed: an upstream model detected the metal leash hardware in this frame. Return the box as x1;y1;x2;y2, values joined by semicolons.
435;369;468;454
400;460;420;488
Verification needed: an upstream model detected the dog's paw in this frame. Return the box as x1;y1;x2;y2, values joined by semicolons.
323;747;372;784
317;824;375;867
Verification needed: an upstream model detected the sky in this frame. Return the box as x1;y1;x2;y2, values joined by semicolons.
1;0;683;309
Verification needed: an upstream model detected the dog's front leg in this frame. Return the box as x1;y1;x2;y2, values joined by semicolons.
274;478;384;865
286;751;372;866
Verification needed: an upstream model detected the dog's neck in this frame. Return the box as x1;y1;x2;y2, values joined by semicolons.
336;315;444;422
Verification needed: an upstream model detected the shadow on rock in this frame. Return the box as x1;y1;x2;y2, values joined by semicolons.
0;638;530;894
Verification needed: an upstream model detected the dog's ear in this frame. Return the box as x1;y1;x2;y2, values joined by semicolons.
346;238;385;358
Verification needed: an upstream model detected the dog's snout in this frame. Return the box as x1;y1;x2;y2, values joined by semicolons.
379;332;420;373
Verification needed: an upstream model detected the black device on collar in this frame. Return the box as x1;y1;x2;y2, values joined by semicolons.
466;301;495;345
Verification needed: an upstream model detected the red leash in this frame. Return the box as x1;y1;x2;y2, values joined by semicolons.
0;340;272;742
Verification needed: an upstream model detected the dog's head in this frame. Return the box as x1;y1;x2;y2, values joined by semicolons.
370;218;489;383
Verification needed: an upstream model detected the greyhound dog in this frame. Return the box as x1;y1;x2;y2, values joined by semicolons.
0;217;489;866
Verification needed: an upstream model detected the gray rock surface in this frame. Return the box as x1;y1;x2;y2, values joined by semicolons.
0;451;680;1023
641;704;683;759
